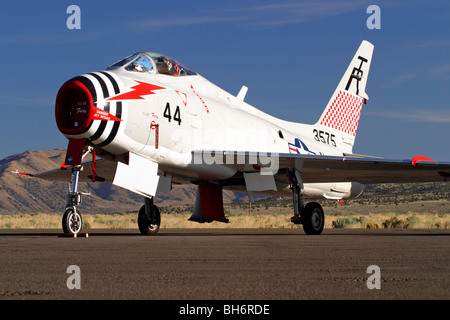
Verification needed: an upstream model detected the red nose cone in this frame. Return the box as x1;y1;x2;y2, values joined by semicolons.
55;80;94;135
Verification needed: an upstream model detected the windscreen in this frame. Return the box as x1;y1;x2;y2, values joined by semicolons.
107;52;197;76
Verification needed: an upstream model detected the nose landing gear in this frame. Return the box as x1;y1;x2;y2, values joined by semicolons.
62;165;89;235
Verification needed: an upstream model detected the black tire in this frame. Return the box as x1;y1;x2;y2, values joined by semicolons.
138;204;161;235
62;208;82;235
302;202;324;235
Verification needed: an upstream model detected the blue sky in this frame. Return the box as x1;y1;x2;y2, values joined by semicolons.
1;0;449;161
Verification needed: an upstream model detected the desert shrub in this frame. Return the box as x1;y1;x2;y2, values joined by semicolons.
1;222;13;229
332;217;358;228
336;211;356;216
332;215;369;228
405;215;418;227
357;216;368;225
382;216;410;228
366;222;379;228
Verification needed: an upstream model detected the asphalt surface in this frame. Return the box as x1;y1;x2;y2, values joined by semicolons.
0;228;448;302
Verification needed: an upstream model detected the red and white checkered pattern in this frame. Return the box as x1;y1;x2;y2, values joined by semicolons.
319;90;363;137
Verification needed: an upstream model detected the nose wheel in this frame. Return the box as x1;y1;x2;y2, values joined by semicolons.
62;207;82;234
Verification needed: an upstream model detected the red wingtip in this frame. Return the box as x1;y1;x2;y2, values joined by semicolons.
412;156;435;166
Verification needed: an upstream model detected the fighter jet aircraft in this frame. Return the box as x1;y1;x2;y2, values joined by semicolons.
21;40;450;235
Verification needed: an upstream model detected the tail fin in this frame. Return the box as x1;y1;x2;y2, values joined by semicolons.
316;40;374;152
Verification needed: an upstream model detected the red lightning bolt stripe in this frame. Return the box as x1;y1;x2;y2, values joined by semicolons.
107;81;166;101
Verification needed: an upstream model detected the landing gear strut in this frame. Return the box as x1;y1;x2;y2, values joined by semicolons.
62;165;87;235
138;197;161;235
287;168;324;235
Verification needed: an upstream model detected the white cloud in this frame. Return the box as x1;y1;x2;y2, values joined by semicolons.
426;63;450;76
380;74;419;87
225;1;371;27
0;32;105;45
366;109;450;123
405;39;450;49
0;95;54;108
132;0;375;30
134;16;242;29
380;63;450;88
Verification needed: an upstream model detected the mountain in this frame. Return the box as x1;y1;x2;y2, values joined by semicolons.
0;149;245;215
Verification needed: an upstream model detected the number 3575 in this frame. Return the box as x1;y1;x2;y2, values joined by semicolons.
313;129;336;147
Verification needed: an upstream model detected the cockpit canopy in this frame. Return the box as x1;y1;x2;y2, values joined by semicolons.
107;52;197;76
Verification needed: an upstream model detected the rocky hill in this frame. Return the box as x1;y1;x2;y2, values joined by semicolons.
0;149;244;214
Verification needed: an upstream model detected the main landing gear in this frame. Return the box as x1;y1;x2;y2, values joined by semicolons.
287;168;325;235
138;197;161;235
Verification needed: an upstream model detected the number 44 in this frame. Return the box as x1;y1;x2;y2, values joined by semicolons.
163;103;182;125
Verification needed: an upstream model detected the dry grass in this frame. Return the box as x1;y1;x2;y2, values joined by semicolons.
327;212;449;229
0;207;448;230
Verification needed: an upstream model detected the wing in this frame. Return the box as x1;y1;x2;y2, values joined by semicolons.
28;158;117;183
278;154;450;184
24;151;175;198
26;152;450;188
197;151;450;185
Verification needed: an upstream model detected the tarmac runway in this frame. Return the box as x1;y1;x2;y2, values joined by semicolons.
0;228;448;303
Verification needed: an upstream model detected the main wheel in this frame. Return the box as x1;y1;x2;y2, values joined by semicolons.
138;204;161;235
62;208;82;235
302;202;324;235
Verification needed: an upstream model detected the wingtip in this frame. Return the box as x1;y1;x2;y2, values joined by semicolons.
411;155;435;166
12;169;33;176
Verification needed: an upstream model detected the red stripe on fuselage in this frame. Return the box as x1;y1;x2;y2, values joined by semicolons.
106;81;165;101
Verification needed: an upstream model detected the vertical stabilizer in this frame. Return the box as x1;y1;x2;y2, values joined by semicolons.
316;40;374;152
